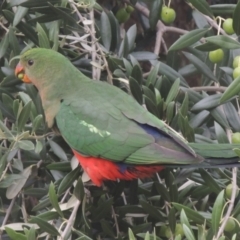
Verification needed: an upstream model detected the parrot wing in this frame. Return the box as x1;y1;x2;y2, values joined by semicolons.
55;81;203;165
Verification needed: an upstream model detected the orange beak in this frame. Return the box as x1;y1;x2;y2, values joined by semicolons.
15;63;31;83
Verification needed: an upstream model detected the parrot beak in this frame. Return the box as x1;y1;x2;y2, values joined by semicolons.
15;63;31;83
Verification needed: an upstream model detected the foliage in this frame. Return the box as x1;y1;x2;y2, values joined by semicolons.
0;0;240;239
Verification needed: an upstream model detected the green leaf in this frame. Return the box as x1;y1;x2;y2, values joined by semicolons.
57;167;80;195
214;121;229;144
0;32;9;58
17;101;32;132
180;209;192;230
129;228;136;240
165;78;180;105
130;51;158;61
140;200;163;221
100;11;112;51
212;190;225;235
233;1;240;35
49;140;68;161
205;36;240;49
2;10;38;45
191;94;222;111
5;227;27;240
211;107;230;129
127;24;137;52
199;169;221;194
166;101;175;123
183;224;196;240
131;64;143;85
30;217;60;236
6;165;32;199
48;182;63;217
172;203;205;224
182;52;218;82
223;102;240;132
169;28;209;51
149;0;162;30
210;4;235;15
187;0;213;17
47;162;72;172
17;140;35;151
36;23;51;48
73;177;85;202
13;6;28;27
220;76;240;103
27;226;36;240
129;77;143;105
154;61;189;87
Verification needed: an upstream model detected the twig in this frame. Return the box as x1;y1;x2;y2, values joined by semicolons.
69;2;113;84
215;167;237;239
1;197;16;227
61;199;81;239
89;9;100;80
191;86;227;92
204;15;228;36
21;193;28;223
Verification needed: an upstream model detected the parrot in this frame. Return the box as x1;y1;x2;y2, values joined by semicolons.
14;48;240;186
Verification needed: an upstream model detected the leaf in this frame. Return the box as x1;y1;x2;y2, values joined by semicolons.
172;203;205;224
165;78;180;105
5;227;27;240
214;121;229;144
57;167;80;195
27;226;36;240
17;140;35;151
17;101;32;132
169;28;209;51
30;217;60;236
223;102;240;132
49;140;68;161
100;11;112;51
130;52;158;61
2;10;38;45
36;23;51;49
129;77;143;105
183;224;196;240
233;1;240;35
48;182;63;217
149;0;162;30
191;94;222;111
0;32;9;59
187;0;213;17
6;165;32;199
131;64;143;85
129;228;136;240
152;61;189;87
211;106;230;129
73;177;85;202
13;6;28;27
210;4;235;15
205;36;240;49
212;190;225;235
140;200;163;221
182;52;218;82
220;75;240;103
199;169;221;194
127;24;137;52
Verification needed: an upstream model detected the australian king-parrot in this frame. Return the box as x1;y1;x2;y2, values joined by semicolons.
15;48;240;186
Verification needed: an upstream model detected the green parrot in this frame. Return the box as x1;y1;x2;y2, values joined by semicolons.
15;48;239;186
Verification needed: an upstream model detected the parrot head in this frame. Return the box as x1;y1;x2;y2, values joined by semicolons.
15;48;75;88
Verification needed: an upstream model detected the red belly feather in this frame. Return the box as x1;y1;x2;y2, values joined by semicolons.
73;150;164;186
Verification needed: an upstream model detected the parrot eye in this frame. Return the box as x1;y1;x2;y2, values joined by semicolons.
28;59;34;66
